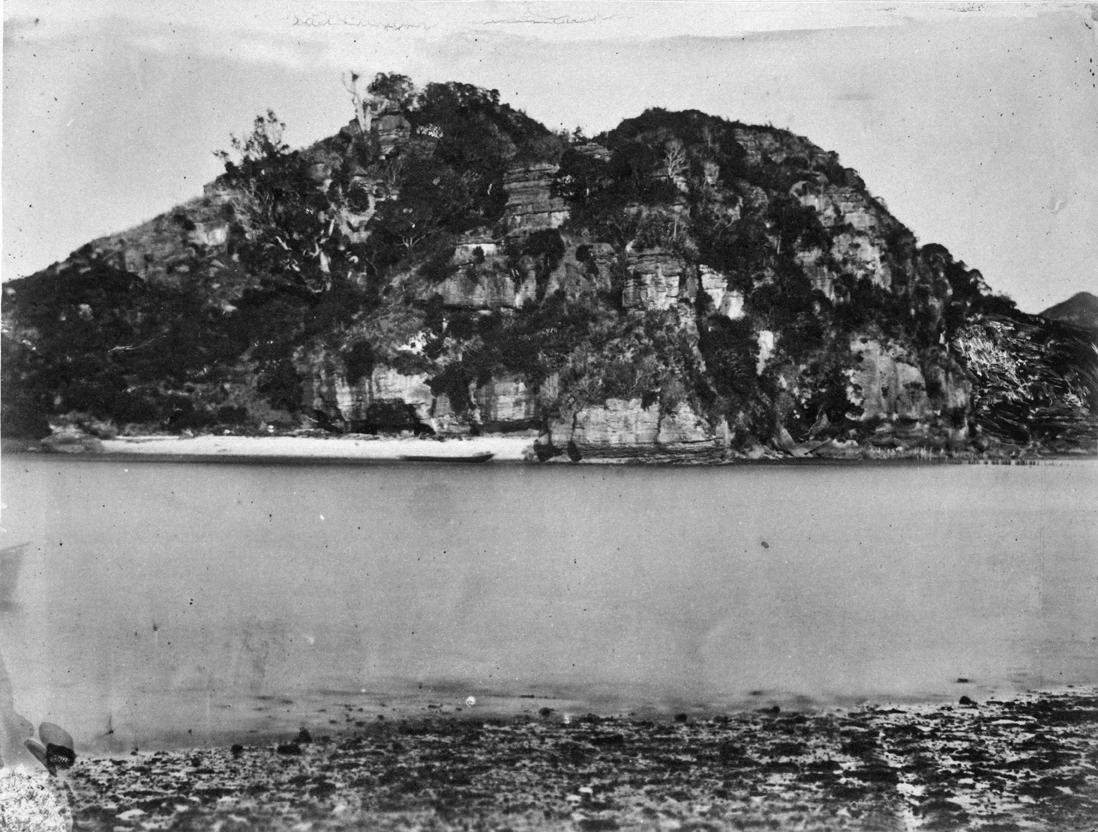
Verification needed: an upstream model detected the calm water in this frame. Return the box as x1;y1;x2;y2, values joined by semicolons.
1;457;1095;754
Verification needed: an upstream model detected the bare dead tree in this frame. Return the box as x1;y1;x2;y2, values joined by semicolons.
342;70;373;136
663;139;688;182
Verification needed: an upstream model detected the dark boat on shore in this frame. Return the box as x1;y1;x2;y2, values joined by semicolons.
399;451;495;464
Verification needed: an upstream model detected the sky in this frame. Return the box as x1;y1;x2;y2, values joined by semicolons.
2;1;1097;313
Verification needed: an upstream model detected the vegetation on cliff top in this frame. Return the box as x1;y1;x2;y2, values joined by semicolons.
2;74;1094;454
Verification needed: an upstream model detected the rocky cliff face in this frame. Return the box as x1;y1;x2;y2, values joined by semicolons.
698;266;744;319
548;398;719;460
475;376;537;429
3;77;1093;456
436;271;537;310
622;248;692;310
850;338;934;421
502;162;570;233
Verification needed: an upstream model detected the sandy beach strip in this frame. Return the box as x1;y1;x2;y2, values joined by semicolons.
34;687;1096;831
96;434;537;462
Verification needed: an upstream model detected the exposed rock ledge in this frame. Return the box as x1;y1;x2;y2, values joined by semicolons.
543;398;724;462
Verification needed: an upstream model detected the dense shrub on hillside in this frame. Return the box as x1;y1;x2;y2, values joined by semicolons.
218;112;357;300
421;297;601;400
510;229;566;299
697;316;761;432
0;261;254;434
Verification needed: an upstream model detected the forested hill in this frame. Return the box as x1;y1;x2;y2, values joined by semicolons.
3;74;1095;458
1040;292;1098;334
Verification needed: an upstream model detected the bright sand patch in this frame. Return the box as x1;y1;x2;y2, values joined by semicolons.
99;434;536;461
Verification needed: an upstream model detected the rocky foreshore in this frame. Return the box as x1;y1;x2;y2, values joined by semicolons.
33;689;1097;831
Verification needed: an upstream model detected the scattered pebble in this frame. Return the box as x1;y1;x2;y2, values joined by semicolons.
64;689;1097;831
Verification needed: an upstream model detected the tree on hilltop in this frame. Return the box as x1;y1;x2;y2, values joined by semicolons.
367;72;416;108
216;111;356;300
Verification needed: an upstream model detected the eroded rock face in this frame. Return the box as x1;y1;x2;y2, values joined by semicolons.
375;112;411;157
453;234;501;265
656;403;714;445
340;178;387;244
475;377;537;428
545;257;611;300
188;222;229;248
435;270;537;310
850;338;929;420
556;241;615;299
299;344;483;434
569;398;661;446
792;249;834;297
791;181;884;233
301;353;362;425
502;162;569;233
298;346;348;425
623;248;692;310
356;366;469;433
299;350;432;427
731;127;848;176
831;231;890;289
784;180;904;292
553;398;713;449
926;364;972;412
733;127;798;167
365;367;435;422
757;331;777;374
699;267;745;318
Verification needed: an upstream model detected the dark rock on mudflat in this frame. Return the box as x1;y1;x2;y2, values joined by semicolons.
841;735;879;757
587;732;626;747
717;740;743;763
576;818;619;831
850;763;899;784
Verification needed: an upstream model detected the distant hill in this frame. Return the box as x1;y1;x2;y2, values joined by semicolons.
2;74;1095;456
1039;292;1098;334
